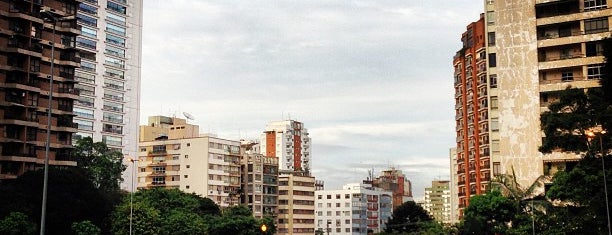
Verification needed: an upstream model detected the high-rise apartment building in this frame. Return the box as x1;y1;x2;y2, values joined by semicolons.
277;174;316;235
452;0;609;214
260;120;311;173
138;116;242;207
0;0;81;179
423;180;452;225
366;167;413;209
452;14;491;215
448;148;460;224
72;0;142;190
314;183;393;235
240;144;279;219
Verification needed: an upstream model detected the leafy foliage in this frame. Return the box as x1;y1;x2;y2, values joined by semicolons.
461;191;520;235
0;212;36;235
384;201;439;234
72;220;101;235
71;137;127;193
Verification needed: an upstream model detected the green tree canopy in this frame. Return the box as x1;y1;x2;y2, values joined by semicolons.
0;212;36;235
71;137;126;193
384;201;436;234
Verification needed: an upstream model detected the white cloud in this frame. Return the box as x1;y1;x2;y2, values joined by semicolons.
141;0;483;198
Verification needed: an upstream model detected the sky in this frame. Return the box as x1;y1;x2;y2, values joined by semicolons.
141;0;483;199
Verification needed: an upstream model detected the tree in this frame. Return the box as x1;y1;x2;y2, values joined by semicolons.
461;191;519;235
111;188;220;235
0;212;36;235
208;205;275;235
0;168;114;234
72;220;101;235
71;137;127;193
384;201;436;234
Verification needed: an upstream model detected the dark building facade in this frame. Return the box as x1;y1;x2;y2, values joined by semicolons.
0;0;80;179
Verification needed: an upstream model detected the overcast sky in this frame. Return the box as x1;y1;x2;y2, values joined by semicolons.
141;0;483;199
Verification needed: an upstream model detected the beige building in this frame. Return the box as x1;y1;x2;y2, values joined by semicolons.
137;116;241;207
453;0;609;211
240;142;279;218
448;148;459;224
277;174;316;235
424;180;452;225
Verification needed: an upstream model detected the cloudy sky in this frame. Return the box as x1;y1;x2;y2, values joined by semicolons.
141;0;482;199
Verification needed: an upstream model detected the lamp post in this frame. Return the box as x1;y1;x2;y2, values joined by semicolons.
39;9;75;235
587;127;609;235
126;157;139;235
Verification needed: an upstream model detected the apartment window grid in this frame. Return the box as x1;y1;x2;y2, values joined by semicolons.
584;0;607;11
561;71;574;82
587;64;604;79
584;17;609;34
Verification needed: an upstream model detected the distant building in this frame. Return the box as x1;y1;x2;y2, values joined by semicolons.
315;183;393;234
365;167;413;209
423;180;452;225
260;120;311;173
137;116;241;207
277;174;316;235
449;148;460;224
240;141;279;219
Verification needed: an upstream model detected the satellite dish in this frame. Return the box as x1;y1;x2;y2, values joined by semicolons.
183;112;195;120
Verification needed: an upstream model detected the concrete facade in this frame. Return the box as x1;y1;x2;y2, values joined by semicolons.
315;183;393;235
260;120;311;173
277;174;316;235
424;180;452;225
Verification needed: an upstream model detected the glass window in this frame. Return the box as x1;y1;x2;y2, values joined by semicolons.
107;1;126;14
561;71;574;81
75;71;96;84
487;32;495;46
106;24;126;36
107;12;126;25
77;13;97;27
103;135;122;146
106;46;125;57
588;64;604;79
105;57;125;69
488;53;496;67
77;37;96;50
75;84;95;96
76;96;94;107
489;74;498;88
79;3;97;15
72;132;93;144
585;0;607;11
104;90;124;102
74;119;94;130
486;11;495;25
73;107;94;119
106;34;125;46
103;124;123;134
103;101;123;112
103;112;123;123
104;79;124;90
491;118;499;131
105;68;124;79
585;17;609;34
81;26;97;38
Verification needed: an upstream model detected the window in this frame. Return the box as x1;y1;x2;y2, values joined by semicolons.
585;0;607;11
103;124;123;134
105;57;125;69
103;112;123;123
487;32;495;46
491;118;499;131
79;3;97;15
488;53;496;67
77;37;97;50
336;194;341;199
490;96;498;109
105;68;124;79
493;162;500;176
588;64;604;79
75;84;95;96
104;79;124;90
77;13;97;26
486;11;495;25
106;34;125;46
585;17;609;34
106;24;126;36
184;175;188;178
30;60;39;72
107;1;127;14
104;90;124;101
80;61;96;72
489;74;498;88
106;46;125;57
81;27;97;38
75;71;95;84
327;195;331;199
586;42;604;57
74;107;94;119
107;12;126;25
561;71;574;81
74;119;93;130
102;135;122;146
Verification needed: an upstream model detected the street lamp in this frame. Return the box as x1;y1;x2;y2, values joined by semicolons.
39;8;75;235
126;157;139;235
587;127;609;235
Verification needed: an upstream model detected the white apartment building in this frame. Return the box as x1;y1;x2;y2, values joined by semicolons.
260;120;311;173
138;116;241;207
449;148;460;224
315;183;393;235
72;0;143;190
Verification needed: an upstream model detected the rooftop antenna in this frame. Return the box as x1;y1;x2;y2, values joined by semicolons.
183;112;195;120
